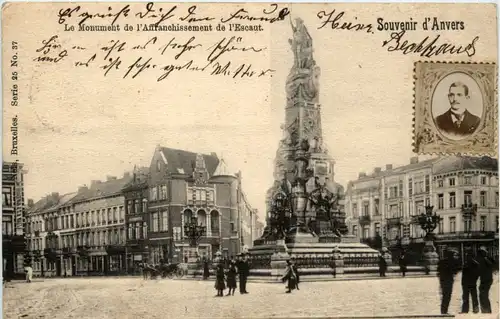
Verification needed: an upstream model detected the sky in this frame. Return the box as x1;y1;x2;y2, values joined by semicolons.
3;3;496;222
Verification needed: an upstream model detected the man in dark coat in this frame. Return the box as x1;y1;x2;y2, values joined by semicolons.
378;253;387;277
438;248;460;315
399;251;407;277
460;252;479;314
434;82;481;136
477;246;496;314
237;254;250;294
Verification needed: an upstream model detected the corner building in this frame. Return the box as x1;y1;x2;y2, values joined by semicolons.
134;146;257;264
346;156;498;263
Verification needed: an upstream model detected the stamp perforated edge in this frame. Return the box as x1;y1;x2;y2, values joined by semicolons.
412;61;498;157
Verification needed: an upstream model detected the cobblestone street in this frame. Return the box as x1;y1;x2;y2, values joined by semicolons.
3;275;498;319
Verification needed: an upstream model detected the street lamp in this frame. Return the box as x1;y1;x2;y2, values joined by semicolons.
183;216;206;247
413;205;442;272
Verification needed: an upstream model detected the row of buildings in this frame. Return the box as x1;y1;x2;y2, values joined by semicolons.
22;146;264;276
345;156;499;263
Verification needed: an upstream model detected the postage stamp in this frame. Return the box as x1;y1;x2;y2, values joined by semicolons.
413;62;497;156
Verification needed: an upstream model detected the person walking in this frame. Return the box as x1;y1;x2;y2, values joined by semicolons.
25;264;33;283
378;253;387;277
477;246;496;314
291;258;300;290
399;251;407;277
226;258;237;296
281;260;298;293
460;252;479;314
214;263;226;297
437;248;460;315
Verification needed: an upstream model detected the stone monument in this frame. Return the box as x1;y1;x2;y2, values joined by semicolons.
249;19;379;276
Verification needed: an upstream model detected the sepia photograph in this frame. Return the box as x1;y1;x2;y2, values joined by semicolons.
1;2;499;318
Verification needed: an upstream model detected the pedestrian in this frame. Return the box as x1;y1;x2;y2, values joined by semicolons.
202;258;210;280
24;264;33;283
226;258;237;296
460;252;479;314
291;258;300;290
378;253;387;277
399;251;407;277
281;260;298;293
477;246;496;314
437;248;460;315
237;253;250;294
214;263;226;297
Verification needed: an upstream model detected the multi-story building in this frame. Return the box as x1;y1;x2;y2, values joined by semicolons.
2;161;27;278
122;166;150;270
140;145;257;264
346;156;498;263
26;173;132;276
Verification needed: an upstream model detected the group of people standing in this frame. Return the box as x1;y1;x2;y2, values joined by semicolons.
212;254;250;297
438;246;497;315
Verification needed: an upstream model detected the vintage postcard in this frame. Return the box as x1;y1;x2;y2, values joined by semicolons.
2;2;499;318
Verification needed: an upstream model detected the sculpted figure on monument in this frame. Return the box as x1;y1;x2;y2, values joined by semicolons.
286;18;321;107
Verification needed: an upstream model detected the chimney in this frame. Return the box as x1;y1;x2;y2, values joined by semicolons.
123;172;131;179
386;164;393;170
358;172;366;178
410;157;419;164
27;199;34;207
374;167;382;174
78;185;88;193
106;175;117;181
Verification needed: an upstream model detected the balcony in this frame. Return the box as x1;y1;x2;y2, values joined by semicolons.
359;215;371;225
386;217;402;227
105;244;126;255
435;231;496;241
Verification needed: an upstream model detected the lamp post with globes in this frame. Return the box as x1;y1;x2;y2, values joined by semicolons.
183;216;206;258
413;205;442;273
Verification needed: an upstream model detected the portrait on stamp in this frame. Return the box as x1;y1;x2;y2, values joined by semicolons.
432;73;483;139
414;62;497;156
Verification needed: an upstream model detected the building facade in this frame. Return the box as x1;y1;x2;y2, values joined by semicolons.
346;156;498;263
2;161;27;278
131;146;258;265
26;173;132;276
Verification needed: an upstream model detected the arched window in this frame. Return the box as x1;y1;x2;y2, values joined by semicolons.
197;210;207;227
210;210;220;235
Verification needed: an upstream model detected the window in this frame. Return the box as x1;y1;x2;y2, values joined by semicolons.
187;188;193;203
464;191;472;206
128;225;133;240
362;202;369;216
352;225;358;237
496;192;499;207
438;194;444;209
449;192;456;208
464;176;472;185
480;191;487;207
425;175;430;192
113;207;118;222
135;223;141;239
449;217;456;233
480;216;487;231
399;180;403;197
156;160;161;172
437;180;444;188
210;211;220;234
142;200;147;213
207;190;214;203
389;186;397;198
408;178;413;196
496;216;499;233
160;185;168;200
107;208;112;224
150;187;158;201
438;218;444;234
352;203;358;218
374;199;380;215
173;227;181;241
362;227;369;239
162;211;169;232
2;187;12;207
151;212;159;232
119;206;124;221
449;178;455;186
481;176;487;185
425;197;430;206
464;219;472;232
142;222;148;239
2;217;13;236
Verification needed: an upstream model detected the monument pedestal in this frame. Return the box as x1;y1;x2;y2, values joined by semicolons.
422;240;439;273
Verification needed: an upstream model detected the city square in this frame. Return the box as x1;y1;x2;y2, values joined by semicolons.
3;275;499;318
